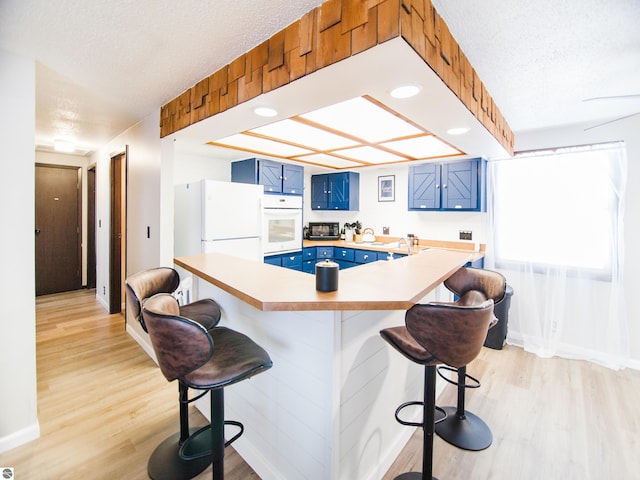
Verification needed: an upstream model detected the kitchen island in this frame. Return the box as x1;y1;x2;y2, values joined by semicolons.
174;249;472;480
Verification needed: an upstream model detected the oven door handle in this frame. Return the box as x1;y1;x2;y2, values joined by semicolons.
263;208;302;216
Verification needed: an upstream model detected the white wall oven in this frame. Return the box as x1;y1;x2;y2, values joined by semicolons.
262;195;303;255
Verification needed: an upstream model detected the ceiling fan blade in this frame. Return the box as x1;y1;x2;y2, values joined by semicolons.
583;94;640;102
584;111;640;131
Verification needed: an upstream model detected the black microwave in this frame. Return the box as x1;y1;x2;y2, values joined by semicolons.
307;222;340;240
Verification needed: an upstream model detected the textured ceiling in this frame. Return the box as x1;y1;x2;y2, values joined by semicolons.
432;0;640;132
1;0;639;156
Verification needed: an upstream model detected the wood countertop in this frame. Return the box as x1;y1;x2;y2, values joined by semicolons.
303;238;485;262
174;248;472;312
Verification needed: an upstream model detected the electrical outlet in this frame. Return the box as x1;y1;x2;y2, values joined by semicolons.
459;230;473;240
383;226;389;235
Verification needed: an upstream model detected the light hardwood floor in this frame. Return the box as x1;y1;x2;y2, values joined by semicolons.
1;289;639;479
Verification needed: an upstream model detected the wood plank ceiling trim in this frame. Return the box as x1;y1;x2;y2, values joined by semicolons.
160;0;514;156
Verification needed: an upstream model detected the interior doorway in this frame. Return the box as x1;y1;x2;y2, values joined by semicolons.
109;149;127;314
35;164;82;295
87;166;96;289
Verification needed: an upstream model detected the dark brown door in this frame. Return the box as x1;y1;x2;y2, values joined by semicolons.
109;151;126;314
35;164;82;295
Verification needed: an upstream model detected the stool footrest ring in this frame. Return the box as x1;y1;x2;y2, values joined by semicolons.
178;420;245;461
394;401;447;427
436;365;481;389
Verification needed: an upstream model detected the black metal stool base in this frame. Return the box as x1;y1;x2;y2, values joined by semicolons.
434;406;492;451
395;471;438;480
147;429;211;480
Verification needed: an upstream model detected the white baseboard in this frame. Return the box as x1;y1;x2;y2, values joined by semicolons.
96;294;109;312
0;422;40;455
126;323;157;364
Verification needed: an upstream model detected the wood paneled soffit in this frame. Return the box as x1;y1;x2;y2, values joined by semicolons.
160;0;514;155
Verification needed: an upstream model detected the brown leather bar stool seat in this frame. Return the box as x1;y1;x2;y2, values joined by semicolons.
142;293;272;480
381;299;496;480
434;267;507;451
125;267;222;479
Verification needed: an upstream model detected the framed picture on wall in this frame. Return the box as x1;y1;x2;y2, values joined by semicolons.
378;175;395;202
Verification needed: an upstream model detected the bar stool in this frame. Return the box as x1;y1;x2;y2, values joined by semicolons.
142;293;272;480
125;267;222;479
381;299;496;480
435;267;507;451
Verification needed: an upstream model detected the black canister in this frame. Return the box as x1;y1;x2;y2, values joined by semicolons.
315;259;339;292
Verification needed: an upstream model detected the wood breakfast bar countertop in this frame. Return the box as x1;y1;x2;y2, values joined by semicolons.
174;248;473;312
173;247;474;480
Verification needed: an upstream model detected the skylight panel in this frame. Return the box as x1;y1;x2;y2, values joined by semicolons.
250;119;358;151
299;97;423;143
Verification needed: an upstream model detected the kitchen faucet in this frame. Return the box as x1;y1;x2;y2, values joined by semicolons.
397;237;411;255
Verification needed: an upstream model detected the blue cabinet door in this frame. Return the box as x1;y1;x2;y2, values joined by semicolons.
329;173;349;210
281;252;302;270
354;250;378;264
316;246;334;259
232;158;304;195
311;172;359;210
441;160;478;210
264;255;282;266
282;164;304;195
311;175;329;209
409;159;486;212
408;163;440;210
260;159;284;193
334;248;355;262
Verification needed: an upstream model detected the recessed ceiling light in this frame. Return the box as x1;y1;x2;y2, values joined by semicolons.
446;127;470;135
54;140;75;153
390;84;422;99
254;106;278;117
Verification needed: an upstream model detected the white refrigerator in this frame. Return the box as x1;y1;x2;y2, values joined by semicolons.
174;179;263;261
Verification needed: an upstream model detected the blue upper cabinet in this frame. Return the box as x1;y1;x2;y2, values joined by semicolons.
232;158;304;195
311;172;359;210
409;158;486;212
282;163;304;194
408;162;440;209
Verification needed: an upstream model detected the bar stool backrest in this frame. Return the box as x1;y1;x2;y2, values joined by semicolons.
444;267;507;304
405;300;495;368
142;293;214;382
125;267;181;332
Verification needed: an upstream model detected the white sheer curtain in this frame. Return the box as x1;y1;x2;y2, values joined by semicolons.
484;142;629;369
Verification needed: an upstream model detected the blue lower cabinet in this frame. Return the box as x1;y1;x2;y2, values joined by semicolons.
264;255;282;266
334;248;355;262
265;252;302;270
354;250;378;264
303;260;316;274
281;253;302;270
316;246;334;259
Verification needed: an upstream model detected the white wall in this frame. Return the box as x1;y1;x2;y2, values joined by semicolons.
173;148;233;185
0;50;39;452
515;115;640;365
89;110;165;341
